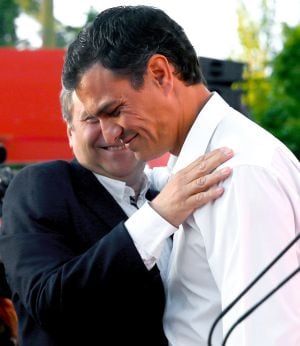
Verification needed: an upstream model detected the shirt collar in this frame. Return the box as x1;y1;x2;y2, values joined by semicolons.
170;92;230;173
93;172;150;205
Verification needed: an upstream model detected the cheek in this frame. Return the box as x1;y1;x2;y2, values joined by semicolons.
126;111;158;131
82;126;101;143
121;103;163;139
70;130;92;155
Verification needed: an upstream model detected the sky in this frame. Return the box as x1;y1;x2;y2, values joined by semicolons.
16;0;300;61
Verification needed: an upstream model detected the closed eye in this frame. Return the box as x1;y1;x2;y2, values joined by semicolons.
105;106;121;117
82;115;99;124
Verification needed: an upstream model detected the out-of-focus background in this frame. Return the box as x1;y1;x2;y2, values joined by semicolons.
1;0;300;169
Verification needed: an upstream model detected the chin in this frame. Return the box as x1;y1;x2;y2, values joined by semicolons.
130;140;164;161
139;151;162;162
132;151;148;162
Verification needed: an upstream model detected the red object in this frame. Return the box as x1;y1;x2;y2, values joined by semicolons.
0;48;70;164
147;153;169;167
0;48;168;167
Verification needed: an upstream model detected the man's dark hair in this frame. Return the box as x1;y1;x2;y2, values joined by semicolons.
62;5;205;90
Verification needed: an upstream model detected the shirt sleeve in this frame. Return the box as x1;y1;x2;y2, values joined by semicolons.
125;202;177;270
199;164;300;345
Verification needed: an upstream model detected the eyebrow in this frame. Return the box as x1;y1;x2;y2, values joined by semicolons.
92;99;119;117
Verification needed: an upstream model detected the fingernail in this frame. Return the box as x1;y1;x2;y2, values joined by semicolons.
215;187;224;195
221;147;234;157
221;167;232;175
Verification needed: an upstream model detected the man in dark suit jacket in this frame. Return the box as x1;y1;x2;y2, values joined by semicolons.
0;90;232;345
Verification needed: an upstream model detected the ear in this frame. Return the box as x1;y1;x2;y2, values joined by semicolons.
66;124;73;148
147;54;174;94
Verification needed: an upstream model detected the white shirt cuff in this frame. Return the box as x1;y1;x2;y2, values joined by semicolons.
125;201;177;270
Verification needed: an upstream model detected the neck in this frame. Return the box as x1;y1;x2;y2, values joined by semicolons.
120;163;146;196
126;174;145;197
171;83;212;156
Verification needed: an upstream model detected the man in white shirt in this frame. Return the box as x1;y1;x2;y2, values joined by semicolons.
62;5;300;346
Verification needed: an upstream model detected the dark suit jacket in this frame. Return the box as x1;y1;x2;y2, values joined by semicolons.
0;160;168;346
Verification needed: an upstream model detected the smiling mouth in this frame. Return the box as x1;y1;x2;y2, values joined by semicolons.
100;143;126;151
124;134;138;148
99;134;138;151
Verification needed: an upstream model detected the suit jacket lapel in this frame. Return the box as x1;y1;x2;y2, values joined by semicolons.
70;159;127;229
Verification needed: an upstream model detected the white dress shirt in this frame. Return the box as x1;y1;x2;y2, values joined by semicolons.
121;93;300;345
163;93;300;346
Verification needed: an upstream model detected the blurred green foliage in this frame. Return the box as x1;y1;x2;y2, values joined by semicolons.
236;0;300;159
0;0;19;46
258;25;300;158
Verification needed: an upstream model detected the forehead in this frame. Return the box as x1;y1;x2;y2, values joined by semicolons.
75;63;139;115
76;63;133;108
78;64;124;95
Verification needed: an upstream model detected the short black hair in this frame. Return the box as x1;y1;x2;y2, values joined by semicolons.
62;5;205;90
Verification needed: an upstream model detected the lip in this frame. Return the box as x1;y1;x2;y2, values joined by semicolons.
124;134;138;149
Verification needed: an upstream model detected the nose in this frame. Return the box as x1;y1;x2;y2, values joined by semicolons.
99;117;123;144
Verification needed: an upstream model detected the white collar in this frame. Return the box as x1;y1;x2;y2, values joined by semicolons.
93;173;150;205
169;92;230;173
